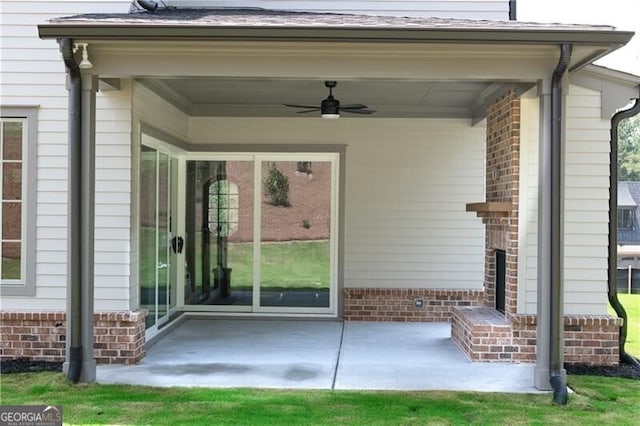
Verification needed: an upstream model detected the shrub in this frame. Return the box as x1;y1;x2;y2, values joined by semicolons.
264;164;290;206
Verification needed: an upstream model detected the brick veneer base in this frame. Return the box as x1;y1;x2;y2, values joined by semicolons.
343;288;485;322
1;310;146;364
452;307;622;365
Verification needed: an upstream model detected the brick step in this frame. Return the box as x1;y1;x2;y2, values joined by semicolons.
451;306;518;362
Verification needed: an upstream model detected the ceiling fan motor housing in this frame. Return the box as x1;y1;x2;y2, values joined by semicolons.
321;95;340;115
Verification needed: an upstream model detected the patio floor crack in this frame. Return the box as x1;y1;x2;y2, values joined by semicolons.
331;321;345;390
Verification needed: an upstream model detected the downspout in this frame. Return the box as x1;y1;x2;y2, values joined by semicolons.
509;0;517;21
60;38;83;383
609;97;640;367
549;43;572;405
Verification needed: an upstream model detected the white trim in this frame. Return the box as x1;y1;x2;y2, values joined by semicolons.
175;157;187;311
252;158;261;311
179;152;340;317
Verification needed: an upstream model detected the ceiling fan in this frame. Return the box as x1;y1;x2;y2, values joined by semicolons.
284;81;376;118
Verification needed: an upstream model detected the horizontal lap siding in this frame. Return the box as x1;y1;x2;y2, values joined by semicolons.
519;86;611;316
345;122;484;289
1;1;132;310
519;95;539;315
190;118;486;290
564;85;610;316
168;1;509;19
95;82;133;311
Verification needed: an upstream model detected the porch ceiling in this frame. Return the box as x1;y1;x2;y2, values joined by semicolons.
138;77;531;119
39;8;632;120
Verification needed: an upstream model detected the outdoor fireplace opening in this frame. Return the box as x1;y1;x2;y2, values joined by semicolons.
495;249;506;314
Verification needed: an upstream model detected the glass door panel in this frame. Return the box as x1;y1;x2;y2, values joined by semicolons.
139;141;178;330
157;152;170;321
185;160;254;307
169;157;178;313
140;146;157;328
259;161;331;308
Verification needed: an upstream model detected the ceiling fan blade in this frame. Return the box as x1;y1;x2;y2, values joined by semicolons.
340;104;369;110
342;109;376;115
284;104;320;109
296;109;321;114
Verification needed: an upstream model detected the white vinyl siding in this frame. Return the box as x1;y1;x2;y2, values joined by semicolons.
94;81;134;311
190;117;486;290
518;93;539;315
519;85;612;316
563;85;611;316
0;0;132;310
167;1;511;20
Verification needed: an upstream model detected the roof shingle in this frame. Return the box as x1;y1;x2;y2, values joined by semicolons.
50;7;617;32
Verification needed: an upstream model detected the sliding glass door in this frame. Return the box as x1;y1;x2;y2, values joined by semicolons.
259;160;332;309
140;139;179;329
183;154;338;315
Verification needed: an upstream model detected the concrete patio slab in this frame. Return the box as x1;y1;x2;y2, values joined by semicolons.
98;319;343;389
97;318;539;393
335;322;537;392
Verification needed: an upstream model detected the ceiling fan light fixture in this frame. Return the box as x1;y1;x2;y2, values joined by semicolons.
284;81;373;118
321;95;340;119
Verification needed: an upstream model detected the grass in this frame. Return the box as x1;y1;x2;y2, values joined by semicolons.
609;293;640;358
1;372;639;425
233;240;329;290
139;225;330;291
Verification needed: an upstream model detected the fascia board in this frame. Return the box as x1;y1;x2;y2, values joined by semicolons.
38;24;634;47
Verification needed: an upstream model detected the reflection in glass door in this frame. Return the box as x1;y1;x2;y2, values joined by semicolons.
183;154;337;315
185;160;254;307
259;160;331;308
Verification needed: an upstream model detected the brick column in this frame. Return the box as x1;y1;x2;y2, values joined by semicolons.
1;310;146;364
484;90;520;315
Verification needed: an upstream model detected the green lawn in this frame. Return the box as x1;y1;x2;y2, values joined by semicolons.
232;240;330;290
139;225;330;292
0;372;638;425
609;293;640;357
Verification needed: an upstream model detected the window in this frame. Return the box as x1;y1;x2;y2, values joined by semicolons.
208;179;239;237
618;207;635;231
1;107;37;296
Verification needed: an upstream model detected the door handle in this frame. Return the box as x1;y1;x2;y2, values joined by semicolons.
171;236;184;254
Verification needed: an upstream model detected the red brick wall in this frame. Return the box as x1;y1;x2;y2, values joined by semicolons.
511;315;622;366
1;310;146;364
343;288;484;322
484;91;520;314
452;307;621;365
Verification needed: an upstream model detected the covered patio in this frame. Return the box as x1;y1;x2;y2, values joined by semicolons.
32;8;637;399
97;318;537;392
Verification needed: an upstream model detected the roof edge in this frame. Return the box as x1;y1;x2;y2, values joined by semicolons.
578;64;640;86
37;23;634;46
